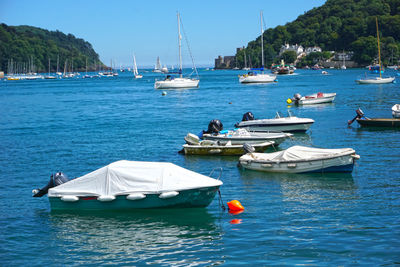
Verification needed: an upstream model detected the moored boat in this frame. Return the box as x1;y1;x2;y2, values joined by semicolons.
288;92;336;105
32;160;223;211
182;134;274;155
235;111;314;133
239;145;360;173
348;108;400;127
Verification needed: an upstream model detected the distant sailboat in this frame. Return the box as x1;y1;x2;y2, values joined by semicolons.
154;12;199;89
153;57;162;73
133;53;143;79
239;11;276;84
356;17;395;84
44;58;56;79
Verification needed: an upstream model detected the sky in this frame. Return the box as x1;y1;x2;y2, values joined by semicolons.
1;0;326;67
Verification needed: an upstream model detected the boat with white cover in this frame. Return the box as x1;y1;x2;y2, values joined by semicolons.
202;128;292;146
182;134;274;155
239;145;360;173
154;12;199;89
289;92;336;105
32;160;222;210
235;111;314;132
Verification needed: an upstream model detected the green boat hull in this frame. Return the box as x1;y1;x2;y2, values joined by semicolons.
49;187;220;211
357;118;400;127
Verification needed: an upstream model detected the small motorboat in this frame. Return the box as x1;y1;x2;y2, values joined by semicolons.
348;107;400;127
32;160;222;211
181;134;274;155
200;119;292;145
235;111;314;133
287;92;336;105
238;145;360;173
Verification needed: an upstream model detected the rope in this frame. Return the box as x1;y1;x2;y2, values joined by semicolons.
179;15;199;79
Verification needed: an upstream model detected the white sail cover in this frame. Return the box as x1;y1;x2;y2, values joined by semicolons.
241;145;355;162
48;160;222;197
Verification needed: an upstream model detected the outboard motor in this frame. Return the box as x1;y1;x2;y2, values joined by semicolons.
242;112;255;121
293;93;302;101
348;108;365;125
392;104;400;118
32;172;69;197
243;143;255;154
205;119;223;134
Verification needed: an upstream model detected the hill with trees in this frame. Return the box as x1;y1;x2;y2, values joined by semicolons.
0;24;105;73
236;0;400;68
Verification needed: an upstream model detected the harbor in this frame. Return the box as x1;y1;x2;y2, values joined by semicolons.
1;68;399;265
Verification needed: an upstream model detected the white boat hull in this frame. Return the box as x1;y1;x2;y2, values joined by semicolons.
239;73;276;83
154;78;199;89
236;117;314;133
239;153;356;173
203;132;292;146
356;77;395;84
297;93;336;105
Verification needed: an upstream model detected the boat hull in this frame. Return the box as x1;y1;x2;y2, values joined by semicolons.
202;133;291;145
154;78;199;89
49;187;220;211
239;154;356;173
297;93;336;105
356;118;400;127
356;77;395;84
183;142;273;155
238;123;312;132
239;74;277;83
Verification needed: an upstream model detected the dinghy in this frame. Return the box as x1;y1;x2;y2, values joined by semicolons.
288;92;336;105
182;133;274;155
235;111;314;133
239;145;359;173
32;160;222;211
348;107;400;127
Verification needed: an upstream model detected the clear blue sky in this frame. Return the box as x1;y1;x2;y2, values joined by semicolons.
1;0;326;67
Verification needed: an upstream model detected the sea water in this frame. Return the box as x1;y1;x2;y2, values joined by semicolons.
0;69;399;265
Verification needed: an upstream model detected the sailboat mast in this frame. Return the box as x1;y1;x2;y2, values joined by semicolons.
260;11;264;71
56;54;59;73
177;12;182;78
376;17;382;78
48;58;50;76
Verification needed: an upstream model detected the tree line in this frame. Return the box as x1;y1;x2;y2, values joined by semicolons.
236;0;400;68
0;24;105;73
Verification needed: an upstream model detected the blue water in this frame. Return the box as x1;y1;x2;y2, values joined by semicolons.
1;69;399;266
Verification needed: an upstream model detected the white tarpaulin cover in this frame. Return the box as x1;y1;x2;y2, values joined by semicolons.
240;145;355;162
48;160;222;197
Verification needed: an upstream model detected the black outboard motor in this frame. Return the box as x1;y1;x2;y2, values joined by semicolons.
242;112;255;121
347;108;364;125
32;172;69;197
205;119;223;134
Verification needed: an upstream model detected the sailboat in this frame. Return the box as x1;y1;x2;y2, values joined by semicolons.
153;57;162;73
154;12;199;89
242;49;250;71
44;58;56;79
133;53;143;79
356;17;395;84
341;51;347;69
239;11;276;84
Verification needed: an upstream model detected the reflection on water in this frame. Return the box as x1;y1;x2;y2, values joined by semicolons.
48;209;223;265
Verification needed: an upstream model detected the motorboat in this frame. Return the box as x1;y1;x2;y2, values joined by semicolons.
238;11;277;84
271;60;295;75
32;160;222;211
235;111;314;133
200;119;292;145
348;108;400;127
238;145;360;173
202;128;291;146
154;12;199;89
182;133;274;155
288;92;336;105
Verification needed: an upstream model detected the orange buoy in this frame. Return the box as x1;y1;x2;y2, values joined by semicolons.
230;219;242;224
227;200;244;212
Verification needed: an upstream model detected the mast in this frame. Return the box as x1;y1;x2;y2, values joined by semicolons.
244;49;247;69
48;58;50;75
56;54;59;73
260;11;264;72
376;17;382;78
85;57;88;74
177;12;182;78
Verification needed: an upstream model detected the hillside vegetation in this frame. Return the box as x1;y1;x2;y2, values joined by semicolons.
237;0;400;68
0;24;104;73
